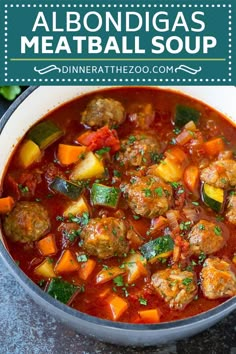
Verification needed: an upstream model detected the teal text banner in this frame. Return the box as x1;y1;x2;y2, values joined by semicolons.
0;0;234;85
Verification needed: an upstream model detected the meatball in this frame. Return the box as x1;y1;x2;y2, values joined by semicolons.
226;194;236;225
151;268;197;310
80;217;129;259
188;220;225;256
116;133;160;168
200;257;236;299
81;97;125;128
125;175;172;218
4;201;51;243
200;159;236;189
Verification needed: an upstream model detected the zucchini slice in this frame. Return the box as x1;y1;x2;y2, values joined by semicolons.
140;235;174;263
175;105;200;128
202;183;224;212
50;176;84;200
28;120;64;149
91;183;120;208
46;278;80;304
18;139;41;168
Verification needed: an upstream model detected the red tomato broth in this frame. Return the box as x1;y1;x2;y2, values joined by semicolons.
1;87;236;324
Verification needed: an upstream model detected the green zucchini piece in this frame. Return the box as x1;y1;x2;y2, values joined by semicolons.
140;235;174;262
46;278;80;304
28;120;64;149
50;176;84;200
175;105;200;128
91;183;120;208
202;183;224;212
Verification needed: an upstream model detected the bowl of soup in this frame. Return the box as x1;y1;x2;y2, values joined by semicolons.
0;86;235;346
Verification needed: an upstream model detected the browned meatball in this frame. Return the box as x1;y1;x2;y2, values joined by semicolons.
81;97;125;128
80;217;129;259
151;268;197;310
200;159;236;189
188;220;225;256
4;201;51;243
226;194;236;225
125;175;172;218
116;133;161;168
200;257;236;299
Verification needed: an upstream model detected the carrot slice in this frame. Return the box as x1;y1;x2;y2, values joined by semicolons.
54;250;79;274
57;144;87;165
0;196;14;214
138;309;160;323
98;288;111;299
203;137;225;157
165;146;188;165
96;266;125;284
37;233;57;256
79;259;96;280
184;165;200;193
106;294;129;320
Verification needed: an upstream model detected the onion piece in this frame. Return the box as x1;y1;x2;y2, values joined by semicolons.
183;207;199;222
176;130;193;145
166;209;180;230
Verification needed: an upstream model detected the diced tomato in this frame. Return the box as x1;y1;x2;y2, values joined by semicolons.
77;126;120;153
18;171;42;196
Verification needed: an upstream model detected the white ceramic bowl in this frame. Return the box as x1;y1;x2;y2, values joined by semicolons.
0;86;235;346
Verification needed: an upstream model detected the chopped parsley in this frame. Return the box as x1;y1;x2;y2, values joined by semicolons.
198;223;205;230
77;254;88;262
192;201;199;206
198;251;206;264
122;287;129;297
155;187;163;197
170;182;181;189
214;226;222;236
177;188;185;194
113;170;121;178
143;188;152;197
68;212;90;227
173;127;181;135
66;229;81;242
180;221;192;231
18;184;29;193
38;279;46;287
133;215;141;220
95;147;111;156
150;152;163;164
182;278;192;286
56;215;65;222
220;178;227;184
113;275;124;287
128;135;136;144
102;264;109;270
138;297;147;306
216;215;224;222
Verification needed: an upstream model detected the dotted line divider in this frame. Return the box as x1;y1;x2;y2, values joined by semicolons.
4;4;232;8
3;3;232;84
